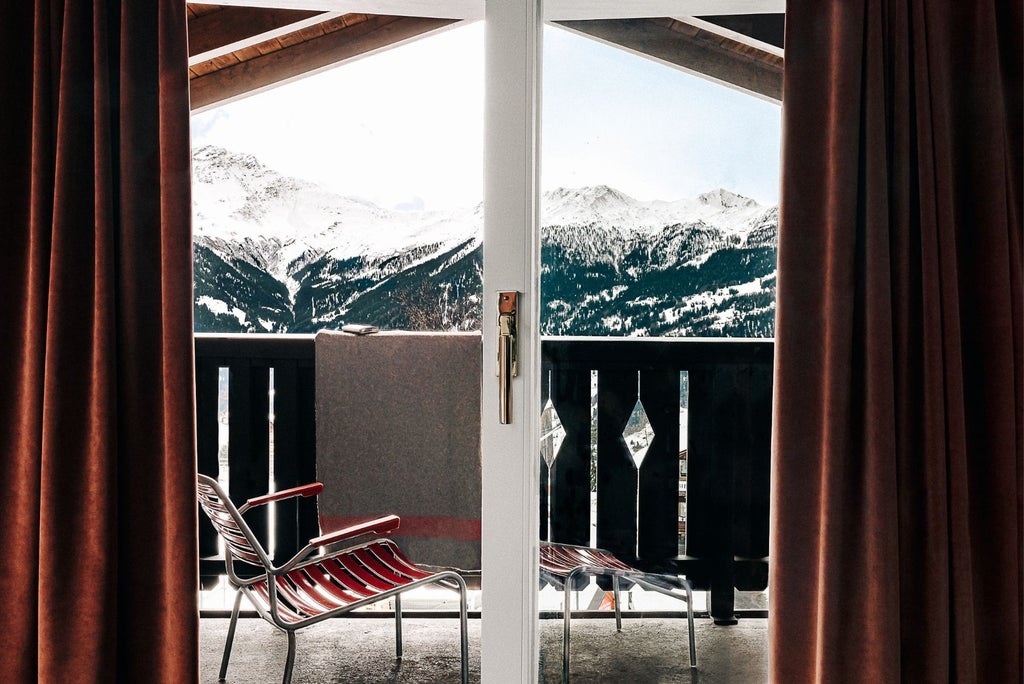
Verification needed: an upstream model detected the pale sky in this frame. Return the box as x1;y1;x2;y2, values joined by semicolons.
191;22;781;211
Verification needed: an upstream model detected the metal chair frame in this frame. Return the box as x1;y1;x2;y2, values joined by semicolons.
539;542;697;683
197;474;469;684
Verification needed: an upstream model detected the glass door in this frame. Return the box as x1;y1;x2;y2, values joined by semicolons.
535;4;782;678
483;2;782;680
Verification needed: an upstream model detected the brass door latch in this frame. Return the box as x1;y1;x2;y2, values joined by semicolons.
497;291;519;424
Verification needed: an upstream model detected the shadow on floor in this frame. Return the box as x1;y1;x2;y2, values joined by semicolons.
200;615;767;683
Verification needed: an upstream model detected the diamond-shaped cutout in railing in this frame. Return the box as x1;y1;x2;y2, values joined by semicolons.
540;398;566;468
623;398;654;469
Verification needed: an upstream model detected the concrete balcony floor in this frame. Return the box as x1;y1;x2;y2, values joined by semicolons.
200;614;767;682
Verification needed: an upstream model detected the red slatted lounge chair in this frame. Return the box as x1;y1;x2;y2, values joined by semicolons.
539;542;697;683
197;474;469;684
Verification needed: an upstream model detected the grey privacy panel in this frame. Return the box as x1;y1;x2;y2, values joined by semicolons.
315;331;482;572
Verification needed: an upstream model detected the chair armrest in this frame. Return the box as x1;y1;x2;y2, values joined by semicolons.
310;515;401;547
245;483;324;509
274;514;402;574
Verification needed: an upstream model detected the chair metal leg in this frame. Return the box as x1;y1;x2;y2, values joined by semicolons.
395;594;404;658
282;630;296;684
562;574;574;684
685;583;697;668
219;589;244;681
457;579;469;684
612;576;623;632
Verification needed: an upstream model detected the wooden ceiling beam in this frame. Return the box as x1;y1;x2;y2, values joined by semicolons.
555;17;782;102
546;0;784;21
187;0;482;20
695;13;784;50
189;7;344;64
188;0;783;21
189;14;460;112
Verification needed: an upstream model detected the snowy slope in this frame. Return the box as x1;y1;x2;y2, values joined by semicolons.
192;145;480;274
191;145;779;336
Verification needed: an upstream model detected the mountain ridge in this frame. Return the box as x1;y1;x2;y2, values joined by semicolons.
192;145;778;337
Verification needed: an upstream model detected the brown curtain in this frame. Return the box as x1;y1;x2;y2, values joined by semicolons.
771;1;1022;682
0;1;198;681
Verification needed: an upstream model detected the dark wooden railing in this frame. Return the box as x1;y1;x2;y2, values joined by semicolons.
541;338;772;624
195;334;772;623
195;334;318;585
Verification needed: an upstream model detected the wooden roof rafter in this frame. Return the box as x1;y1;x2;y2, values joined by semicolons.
187;0;784;20
188;9;460;111
186;2;783;111
188;5;345;65
555;15;782;102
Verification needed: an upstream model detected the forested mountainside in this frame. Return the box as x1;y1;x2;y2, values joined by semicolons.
192;145;777;337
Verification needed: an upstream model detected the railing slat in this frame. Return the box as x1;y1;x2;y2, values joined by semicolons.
271;359;300;562
596;370;640;561
195;357;221;577
295;363;319;545
637;368;680;562
683;364;717;561
550;367;592;546
227;360;270;550
688;364;740;621
539;364;550;541
731;363;772;578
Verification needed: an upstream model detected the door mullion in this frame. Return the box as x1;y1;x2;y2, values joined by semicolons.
481;0;543;681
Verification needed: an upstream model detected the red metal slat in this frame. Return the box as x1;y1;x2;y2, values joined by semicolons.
321;558;375;598
197;487;266;563
249;581;272;611
251;581;304;623
273;575;326;617
541;544;582;574
197;486;222;499
287;567;357;613
207;524;261;563
226;544;263;565
202;508;237;528
352;547;408;587
540;543;637;577
215;524;248;545
553;545;589;568
585;549;634;571
336;552;394;592
210;517;247;541
375;542;432;580
213;525;262;563
302;564;364;605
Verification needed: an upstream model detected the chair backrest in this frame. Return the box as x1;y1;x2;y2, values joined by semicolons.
197;474;270;569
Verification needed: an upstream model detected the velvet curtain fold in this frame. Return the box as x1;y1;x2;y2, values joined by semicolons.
771;1;1022;682
0;1;198;681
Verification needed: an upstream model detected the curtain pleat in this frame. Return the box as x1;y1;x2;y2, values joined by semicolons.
772;1;1022;682
0;1;197;681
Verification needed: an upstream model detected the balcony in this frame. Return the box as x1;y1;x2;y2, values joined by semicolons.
196;332;772;679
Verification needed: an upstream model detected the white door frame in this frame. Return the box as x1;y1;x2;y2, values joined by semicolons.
481;0;543;681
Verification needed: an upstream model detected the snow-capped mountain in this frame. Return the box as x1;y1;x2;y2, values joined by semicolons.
192;145;479;282
542;184;765;237
191;145;778;336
